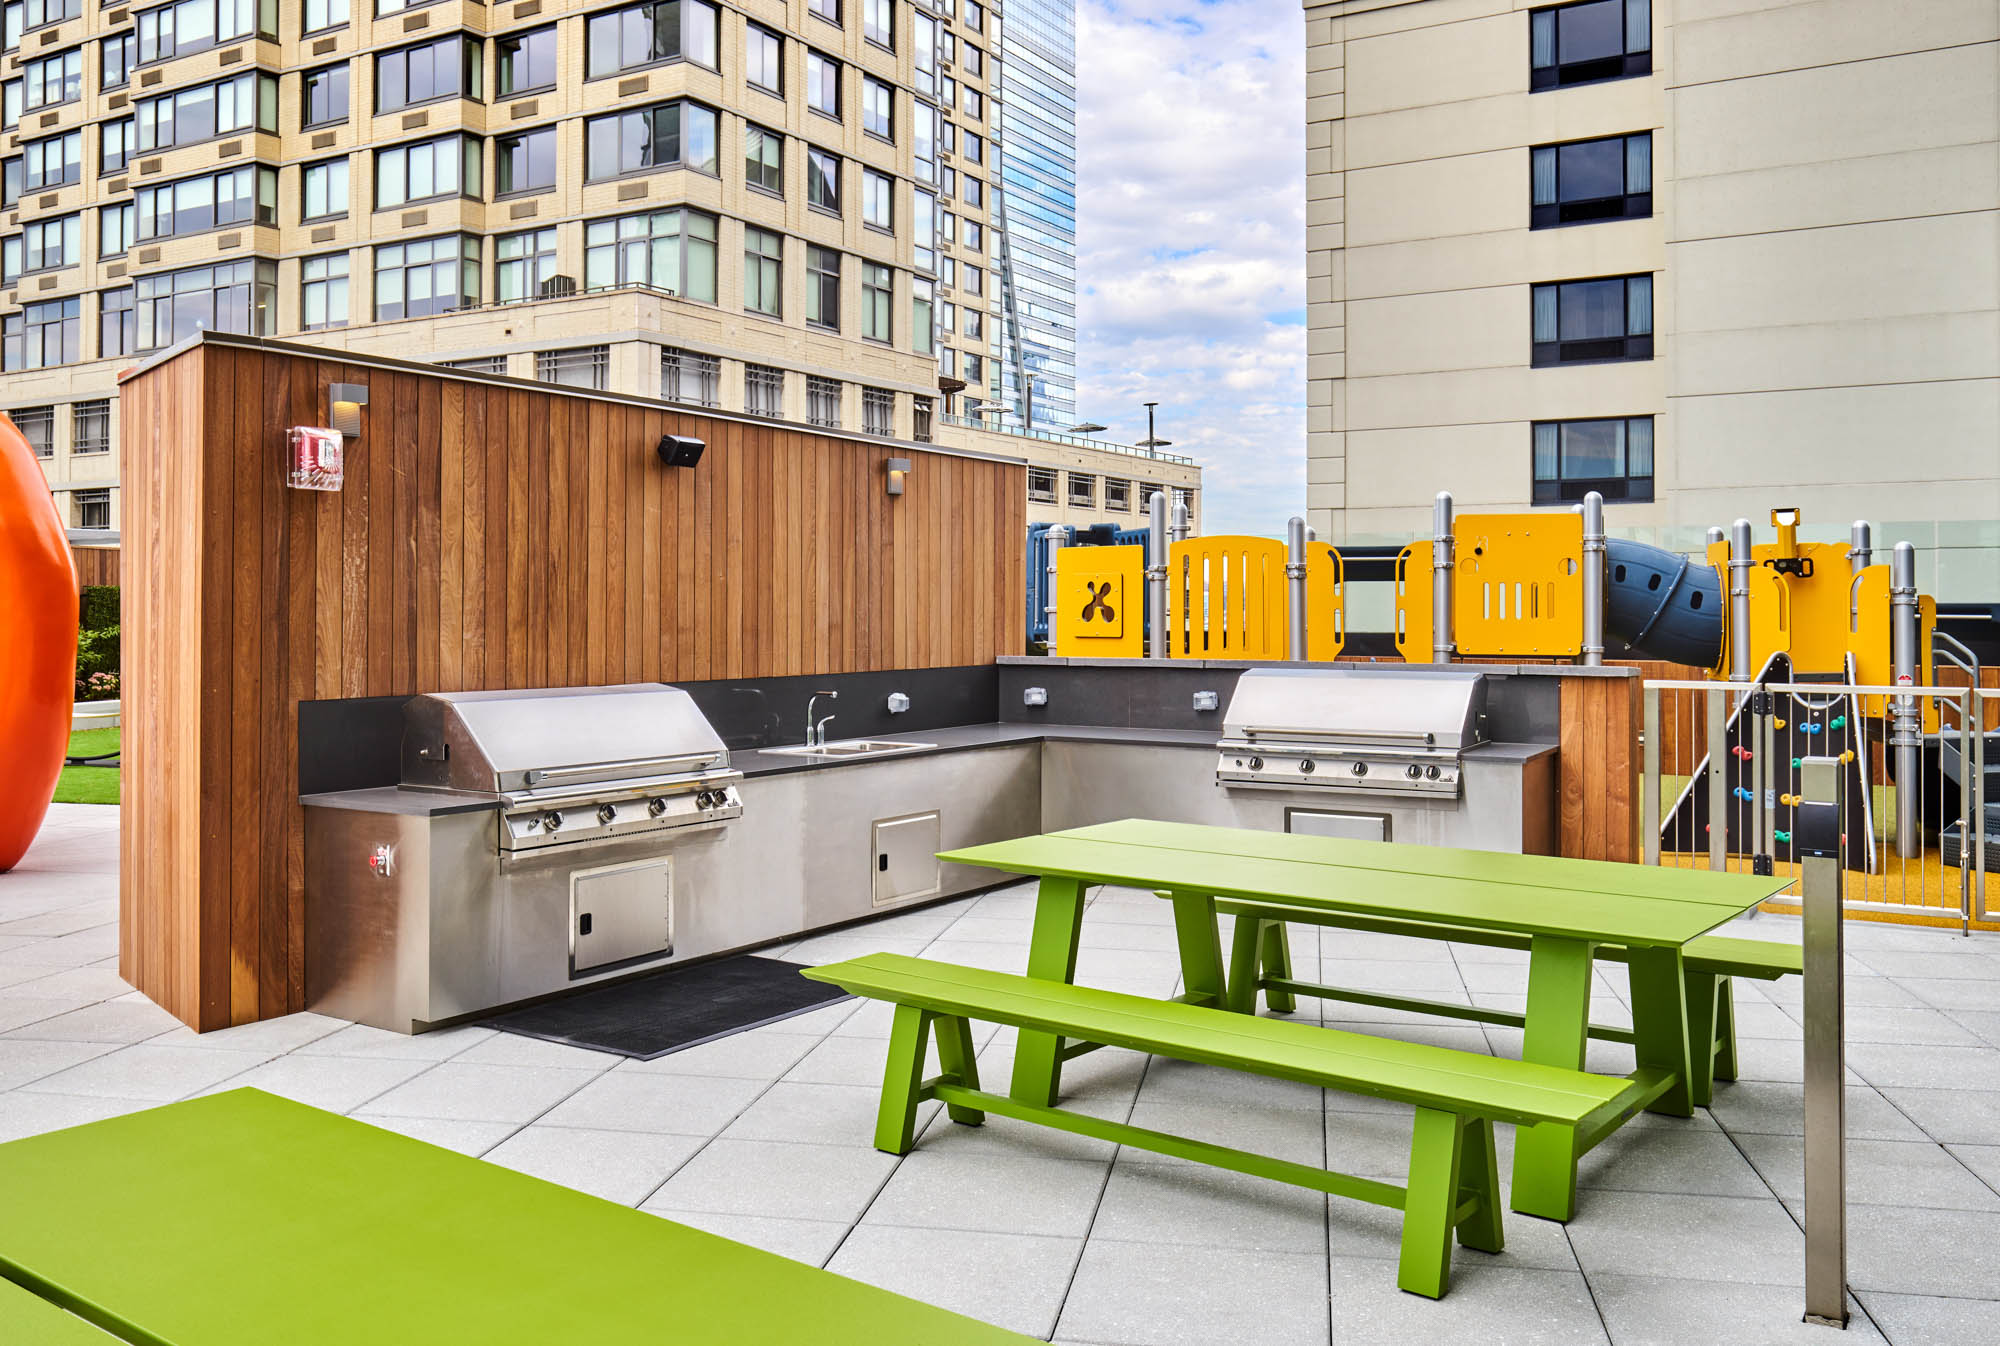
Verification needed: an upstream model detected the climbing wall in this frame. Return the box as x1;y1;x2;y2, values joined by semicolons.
1660;655;1876;871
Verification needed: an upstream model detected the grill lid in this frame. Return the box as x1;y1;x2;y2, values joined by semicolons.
1219;667;1488;751
402;684;731;798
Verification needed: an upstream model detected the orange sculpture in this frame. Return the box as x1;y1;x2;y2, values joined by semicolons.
0;410;79;872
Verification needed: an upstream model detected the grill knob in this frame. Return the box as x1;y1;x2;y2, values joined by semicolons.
541;811;563;832
1425;765;1442;781
647;797;668;818
1351;761;1368;777
1299;759;1315;775
597;803;617;825
1247;757;1264;772
1406;764;1423;780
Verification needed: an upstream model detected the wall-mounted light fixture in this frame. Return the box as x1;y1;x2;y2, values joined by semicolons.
328;383;369;439
885;457;911;496
657;434;705;469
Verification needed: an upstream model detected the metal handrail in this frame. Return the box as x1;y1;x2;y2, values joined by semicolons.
937;413;1196;464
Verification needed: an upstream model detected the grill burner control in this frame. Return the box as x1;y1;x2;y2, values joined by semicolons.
1351;761;1368;777
596;803;617;825
1299;759;1315;774
541;811;563;832
647;798;668;818
1248;757;1264;772
1426;765;1442;780
1406;764;1423;779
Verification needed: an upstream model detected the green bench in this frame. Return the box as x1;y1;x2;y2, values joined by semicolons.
803;953;1640;1299
3;1276;111;1345
0;1088;1038;1346
1217;901;1802;1107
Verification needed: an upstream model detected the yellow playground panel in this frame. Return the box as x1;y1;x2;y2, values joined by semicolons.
1054;545;1145;659
1393;540;1433;662
1306;542;1346;661
1167;535;1290;659
1452;512;1584;658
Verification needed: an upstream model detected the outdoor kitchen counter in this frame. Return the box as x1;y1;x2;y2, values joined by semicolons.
731;723;1223;778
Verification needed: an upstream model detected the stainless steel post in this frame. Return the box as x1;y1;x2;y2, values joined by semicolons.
1432;491;1455;664
1707;526;1726;549
1708;686;1728;871
1581;491;1606;667
1643;685;1661;865
1169;498;1191;544
1729;518;1755;682
1285;515;1308;661
1800;755;1848;1328
1891;541;1920;859
1044;525;1069;655
1849;521;1872;575
1147;491;1169;660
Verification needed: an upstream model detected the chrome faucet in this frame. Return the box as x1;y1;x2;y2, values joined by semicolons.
806;690;839;748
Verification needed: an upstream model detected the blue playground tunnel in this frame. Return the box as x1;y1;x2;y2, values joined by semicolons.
1602;538;1724;668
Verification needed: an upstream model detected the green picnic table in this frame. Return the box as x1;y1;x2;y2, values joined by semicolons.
939;817;1791;1222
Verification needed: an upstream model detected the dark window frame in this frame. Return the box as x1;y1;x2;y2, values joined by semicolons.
497;23;558;97
1531;416;1655;505
1530;0;1651;92
1530;272;1652;367
1531;131;1650;228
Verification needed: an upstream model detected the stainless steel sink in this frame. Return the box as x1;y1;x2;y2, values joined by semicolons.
764;739;938;758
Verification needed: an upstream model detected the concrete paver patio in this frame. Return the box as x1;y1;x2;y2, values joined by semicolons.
5;804;2000;1343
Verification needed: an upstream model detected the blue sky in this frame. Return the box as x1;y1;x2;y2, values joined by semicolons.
1071;0;1306;537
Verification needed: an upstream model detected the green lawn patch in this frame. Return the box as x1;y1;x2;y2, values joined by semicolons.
53;727;121;806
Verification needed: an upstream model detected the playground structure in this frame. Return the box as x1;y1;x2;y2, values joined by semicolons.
1037;494;1998;923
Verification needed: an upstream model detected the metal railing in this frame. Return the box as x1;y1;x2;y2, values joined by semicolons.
1641;678;1990;928
937;412;1196;464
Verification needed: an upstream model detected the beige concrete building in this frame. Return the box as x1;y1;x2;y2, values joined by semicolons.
1304;0;1999;542
2;0;1196;532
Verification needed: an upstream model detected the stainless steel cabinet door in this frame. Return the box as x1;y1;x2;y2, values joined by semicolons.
570;857;674;975
872;811;942;906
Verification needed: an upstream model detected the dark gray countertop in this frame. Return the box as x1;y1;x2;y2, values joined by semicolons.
300;787;498;817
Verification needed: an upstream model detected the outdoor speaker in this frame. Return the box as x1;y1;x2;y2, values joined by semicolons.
656;434;705;469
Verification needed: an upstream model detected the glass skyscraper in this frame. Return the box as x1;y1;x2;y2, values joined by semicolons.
995;0;1079;431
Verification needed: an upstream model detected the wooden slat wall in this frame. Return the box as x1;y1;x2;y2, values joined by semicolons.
1558;672;1643;863
72;546;120;588
120;341;1025;1030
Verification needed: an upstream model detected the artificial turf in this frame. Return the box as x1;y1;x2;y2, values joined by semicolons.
52;727;120;806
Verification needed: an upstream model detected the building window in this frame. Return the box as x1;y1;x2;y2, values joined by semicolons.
23;130;79;189
745;23;783;94
1104;478;1131;512
1066;474;1095;507
963;176;983;208
25;48;80;109
23;213;79;272
743;226;782;317
807;376;841;429
538;346;609;390
806;148;840;213
862;75;893;138
373;235;478;321
963;263;982;296
964;131;984;166
1027;465;1056;503
912;278;934;356
964;45;984;77
1531;273;1652;365
22;0;80;32
585;101;719;179
136;165;276;242
807;51;840;118
301;252;349;330
1;157;16;210
497;25;557;96
100;287;134;358
965;0;985;33
964;309;983;340
863;0;892;48
964;353;983;384
1531;0;1650;91
438;354;507;374
913;395;933;443
586;0;720;77
862;262;892;343
585;208;718;300
99;202;134;257
496;227;558;301
101;33;135;92
73;399;109;455
661;346;720;406
1;298;76;370
101;118;133;174
806;245;840;330
133;258;274;349
137;73;276;151
375;135;481;209
745;364;784;417
862;387;894;436
70;488;109;530
303;156;349;220
137;0;267;64
306;0;350;34
1532;132;1650;228
863;167;893;230
809;0;838;23
745;123;783;194
497;127;556;195
302;62;348;128
1532;416;1654;504
376;36;482;113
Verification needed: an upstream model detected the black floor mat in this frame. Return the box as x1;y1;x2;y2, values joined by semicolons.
481;955;850;1060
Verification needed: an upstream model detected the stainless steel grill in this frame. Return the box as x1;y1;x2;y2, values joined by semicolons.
1216;667;1489;797
402;684;743;854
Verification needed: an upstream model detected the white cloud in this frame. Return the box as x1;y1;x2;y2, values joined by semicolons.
1073;0;1307;535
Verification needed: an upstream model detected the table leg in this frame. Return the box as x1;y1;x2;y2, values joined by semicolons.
1682;968;1721;1108
1010;876;1088;1108
1169;891;1226;1008
1627;945;1695;1117
1511;935;1595;1222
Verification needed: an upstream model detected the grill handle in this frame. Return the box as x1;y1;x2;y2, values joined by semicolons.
1231;728;1438;746
525;753;721;786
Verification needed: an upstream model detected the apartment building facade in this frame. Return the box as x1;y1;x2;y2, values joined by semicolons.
1;0;1178;531
1304;0;2000;542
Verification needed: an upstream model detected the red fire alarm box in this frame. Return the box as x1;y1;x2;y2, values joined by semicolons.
286;426;345;492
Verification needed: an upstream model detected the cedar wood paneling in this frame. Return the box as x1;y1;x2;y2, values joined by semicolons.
120;342;1025;1029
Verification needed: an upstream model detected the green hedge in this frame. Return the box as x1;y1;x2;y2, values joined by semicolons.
80;585;119;630
76;626;121;679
